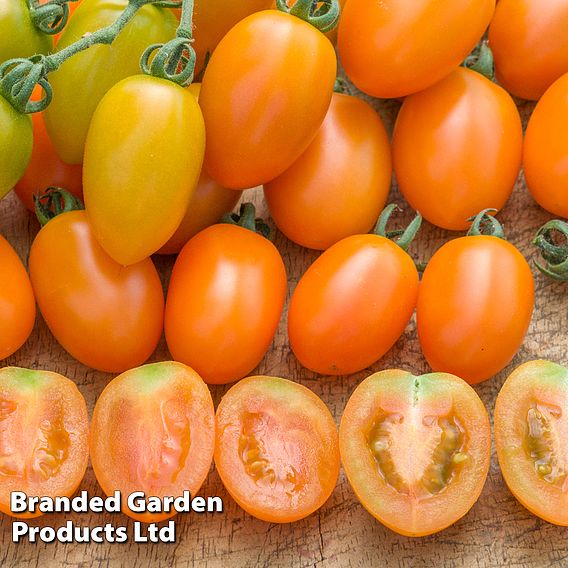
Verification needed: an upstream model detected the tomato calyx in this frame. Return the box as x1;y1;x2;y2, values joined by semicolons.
34;186;84;226
533;220;568;281
276;0;340;34
466;209;506;239
222;202;273;240
463;40;495;82
28;0;77;36
374;204;422;252
141;0;197;87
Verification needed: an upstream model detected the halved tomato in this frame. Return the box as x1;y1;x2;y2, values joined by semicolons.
340;369;490;537
0;367;89;518
495;360;568;525
90;362;215;523
215;375;340;523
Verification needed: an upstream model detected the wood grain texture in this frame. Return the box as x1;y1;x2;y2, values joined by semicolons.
1;90;567;568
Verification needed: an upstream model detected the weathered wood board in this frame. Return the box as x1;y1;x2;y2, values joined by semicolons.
1;92;567;568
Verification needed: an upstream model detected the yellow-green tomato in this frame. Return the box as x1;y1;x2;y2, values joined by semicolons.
83;75;206;266
0;96;32;199
44;0;177;164
0;0;52;61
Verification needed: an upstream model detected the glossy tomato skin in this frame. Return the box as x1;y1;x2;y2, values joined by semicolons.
0;0;52;62
200;10;337;189
524;73;568;218
29;210;164;373
0;96;33;200
340;369;490;537
44;0;177;164
84;75;205;265
338;0;495;99
288;234;419;375
489;0;568;101
215;375;340;522
0;236;36;360
165;224;287;385
53;0;81;46
495;360;568;525
392;68;522;231
417;236;534;384
0;367;89;518
14;109;82;211
158;83;242;255
90;362;215;523
265;93;392;250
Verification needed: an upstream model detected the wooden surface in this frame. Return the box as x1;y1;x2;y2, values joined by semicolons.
1;93;567;568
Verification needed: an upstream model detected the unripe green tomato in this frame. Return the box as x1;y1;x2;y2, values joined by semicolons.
0;0;53;61
0;96;33;200
44;0;177;164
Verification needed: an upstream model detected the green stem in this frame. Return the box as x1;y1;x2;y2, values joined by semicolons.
1;0;182;113
34;187;84;227
276;0;340;33
28;0;78;35
222;203;273;240
533;220;568;282
374;204;423;253
140;0;196;86
467;209;506;239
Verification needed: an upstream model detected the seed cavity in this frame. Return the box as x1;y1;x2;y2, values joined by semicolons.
30;417;70;482
525;403;567;489
367;410;467;500
239;412;305;496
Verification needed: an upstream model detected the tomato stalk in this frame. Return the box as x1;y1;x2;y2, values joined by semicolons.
222;203;273;241
467;209;506;239
276;0;340;33
0;0;182;114
140;0;197;86
533;220;568;281
34;187;84;226
27;0;79;35
374;204;422;253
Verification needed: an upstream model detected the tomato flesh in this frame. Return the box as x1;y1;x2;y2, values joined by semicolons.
215;375;340;523
0;367;89;518
90;362;215;523
495;360;568;525
340;369;490;537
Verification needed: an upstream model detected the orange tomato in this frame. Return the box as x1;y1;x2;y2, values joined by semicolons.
392;67;522;231
417;233;534;384
215;375;340;522
338;0;495;98
288;228;419;375
14;110;82;212
0;367;89;518
489;0;568;101
264;92;391;250
495;360;568;525
340;369;491;536
0;235;35;360
524;72;568;218
90;362;215;523
53;0;81;46
165;218;287;384
200;10;336;189
29;209;164;373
